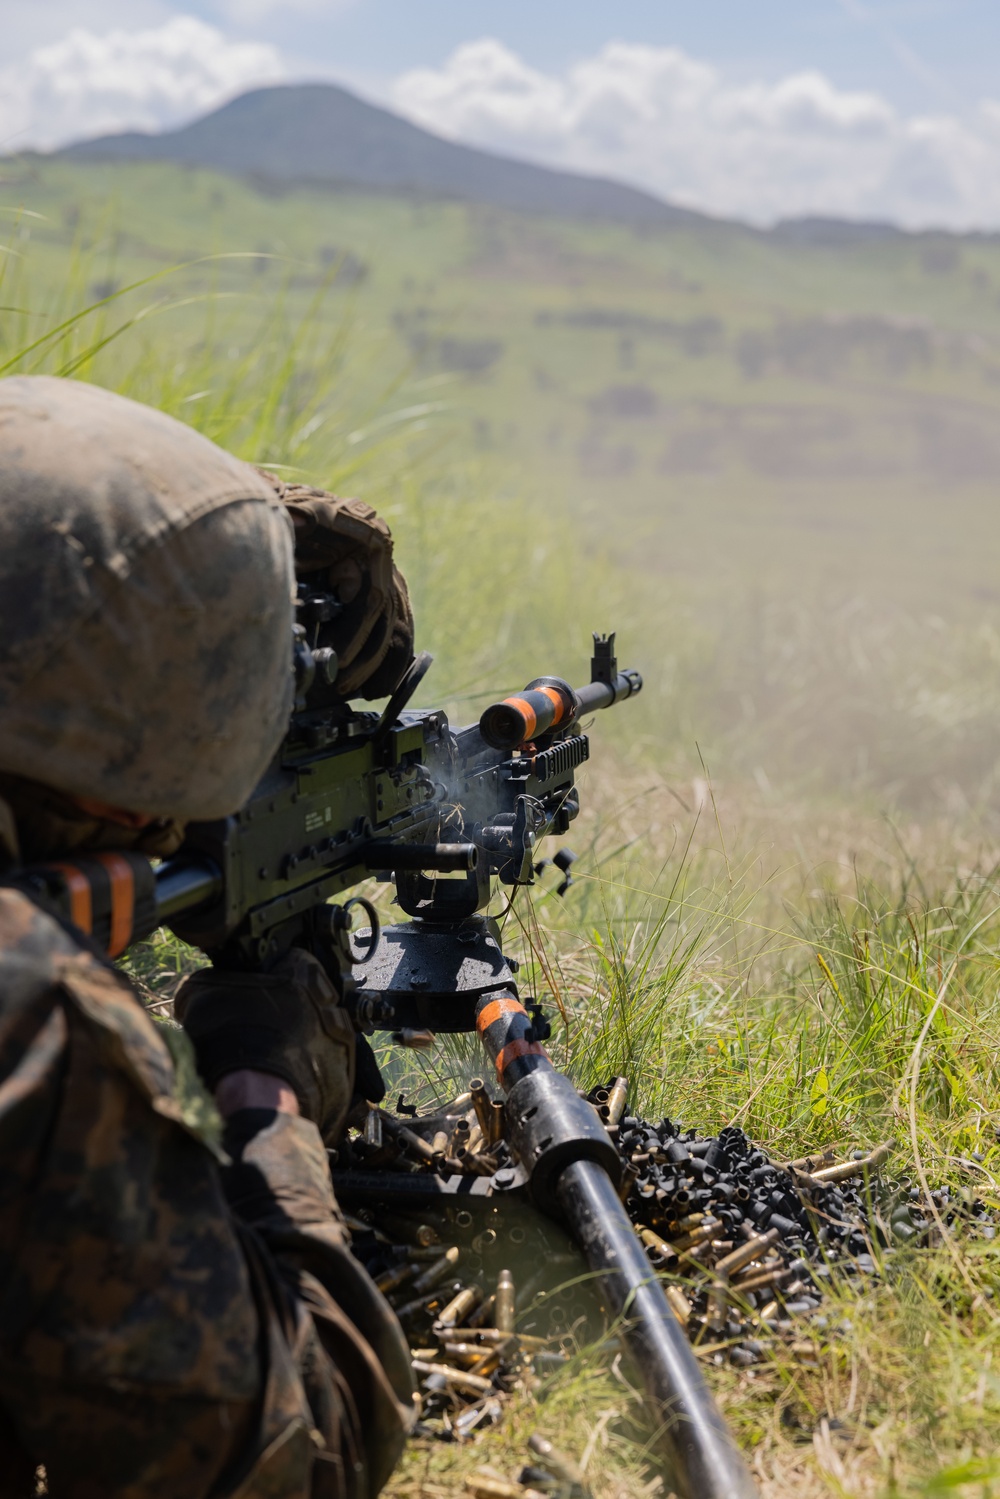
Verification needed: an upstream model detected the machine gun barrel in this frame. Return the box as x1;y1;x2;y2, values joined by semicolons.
471;978;757;1499
154;857;222;921
557;1161;758;1499
479;665;642;751
361;842;477;873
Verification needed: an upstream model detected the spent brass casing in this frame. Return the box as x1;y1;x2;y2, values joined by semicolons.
713;1229;780;1278
470;1077;495;1136
526;1432;588;1488
807;1140;894;1185
781;1146;837;1172
370;1213;440;1248
466;1294;495;1329
494;1269;516;1334
605;1076;629;1127
440;1328;548;1349
468;1479;548;1499
374;1261;416;1295
410;1359;493;1395
395;1124;438;1163
664;1284;692;1326
616;1162;638;1203
638;1227;676;1259
442;1341;495;1363
403;1244;454;1263
395;1288;454;1320
707;1280;729;1332
730;1264;792;1295
669;1212;709;1234
489;1100;506;1147
434;1284;484;1328
412;1246;461;1295
468;1349;502;1377
670;1219;722;1253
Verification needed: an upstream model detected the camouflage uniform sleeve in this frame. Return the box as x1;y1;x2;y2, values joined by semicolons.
223;1110;415;1495
0;889;411;1499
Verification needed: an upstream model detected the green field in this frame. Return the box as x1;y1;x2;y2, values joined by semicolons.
6;153;1000;821
7;154;1000;1497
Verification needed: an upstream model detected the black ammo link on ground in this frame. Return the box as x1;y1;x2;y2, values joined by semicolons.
333;1080;995;1490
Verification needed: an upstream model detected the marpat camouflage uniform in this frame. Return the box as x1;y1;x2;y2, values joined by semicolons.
0;376;416;1497
0;880;413;1499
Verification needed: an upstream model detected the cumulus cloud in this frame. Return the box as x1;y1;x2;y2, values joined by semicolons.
0;15;286;153
394;39;1000;228
218;0;355;24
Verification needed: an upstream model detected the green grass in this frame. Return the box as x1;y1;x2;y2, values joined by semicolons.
7;155;1000;823
8;157;1000;1496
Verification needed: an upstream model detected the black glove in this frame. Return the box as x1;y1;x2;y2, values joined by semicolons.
175;949;356;1144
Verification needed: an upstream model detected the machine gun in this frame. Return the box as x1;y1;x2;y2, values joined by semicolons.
157;627;641;971
9;618;755;1499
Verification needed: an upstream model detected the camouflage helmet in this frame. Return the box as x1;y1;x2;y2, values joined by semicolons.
0;376;295;820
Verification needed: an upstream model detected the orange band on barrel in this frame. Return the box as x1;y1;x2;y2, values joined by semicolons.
476;996;527;1033
539;685;567;724
51;863;93;935
95;853;135;958
495;1039;547;1076
504;696;537;741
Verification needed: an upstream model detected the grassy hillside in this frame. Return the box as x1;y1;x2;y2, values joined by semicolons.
7;155;1000;1497
5;153;1000;829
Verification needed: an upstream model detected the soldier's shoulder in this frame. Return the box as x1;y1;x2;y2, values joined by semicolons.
0;885;167;1092
0;885;85;1003
0;886;222;1149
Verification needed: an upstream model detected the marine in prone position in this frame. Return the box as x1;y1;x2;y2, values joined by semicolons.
0;375;415;1498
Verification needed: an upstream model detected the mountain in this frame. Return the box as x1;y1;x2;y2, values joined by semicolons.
60;82;711;229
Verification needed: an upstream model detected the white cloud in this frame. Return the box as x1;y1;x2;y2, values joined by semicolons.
393;39;1000;229
0;15;286;153
4;21;999;229
217;0;355;24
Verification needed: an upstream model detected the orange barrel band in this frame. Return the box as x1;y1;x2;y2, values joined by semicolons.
479;681;574;750
94;852;136;957
494;1039;548;1078
476;996;527;1033
537;685;567;722
50;863;93;935
504;696;539;742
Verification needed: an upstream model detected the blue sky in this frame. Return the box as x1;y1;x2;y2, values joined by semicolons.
265;1;995;117
3;1;1000;227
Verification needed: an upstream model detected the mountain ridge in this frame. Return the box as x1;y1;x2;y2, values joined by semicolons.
60;82;713;230
54;82;987;243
